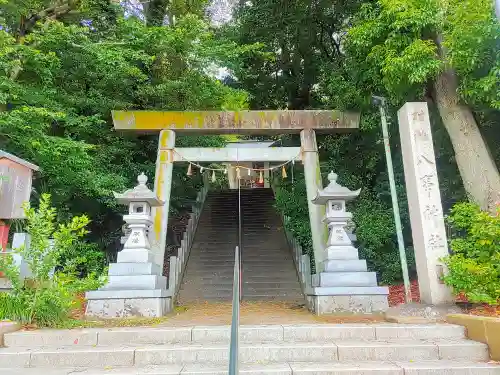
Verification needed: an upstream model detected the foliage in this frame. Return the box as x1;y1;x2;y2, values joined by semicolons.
0;1;253;257
58;241;107;276
344;0;500;108
442;202;500;304
0;194;104;326
445;0;500;109
227;0;500;285
273;174;313;265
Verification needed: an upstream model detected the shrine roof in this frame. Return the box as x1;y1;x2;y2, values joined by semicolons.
0;150;39;171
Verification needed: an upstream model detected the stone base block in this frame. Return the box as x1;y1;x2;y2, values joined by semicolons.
117;250;155;263
0;277;12;291
102;275;167;290
322;259;368;272
0;321;21;347
326;246;359;260
85;296;172;318
109;262;161;276
310;295;389;315
313;271;378;287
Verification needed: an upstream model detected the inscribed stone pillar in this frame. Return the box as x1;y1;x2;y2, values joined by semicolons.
152;130;176;270
300;129;327;272
398;102;453;304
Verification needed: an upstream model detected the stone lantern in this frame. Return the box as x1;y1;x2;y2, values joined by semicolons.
312;171;360;256
114;172;161;263
309;171;389;314
86;173;171;318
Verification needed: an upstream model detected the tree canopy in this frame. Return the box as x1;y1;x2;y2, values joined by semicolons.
0;0;250;253
225;0;499;281
1;0;498;284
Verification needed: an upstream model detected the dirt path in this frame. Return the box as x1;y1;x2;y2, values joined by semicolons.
161;301;384;326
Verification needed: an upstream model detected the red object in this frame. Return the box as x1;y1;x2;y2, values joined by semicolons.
255;179;264;188
388;280;421;306
0;220;9;251
0;220;9;277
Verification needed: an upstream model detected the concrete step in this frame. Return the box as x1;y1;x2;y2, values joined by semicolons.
0;339;488;368
189;255;295;261
180;287;303;296
3;325;467;348
39;361;492;375
182;277;302;284
191;244;289;249
186;262;297;268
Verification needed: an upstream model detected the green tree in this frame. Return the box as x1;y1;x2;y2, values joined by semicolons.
442;202;500;304
0;194;103;326
345;0;500;213
0;1;251;259
225;0;472;283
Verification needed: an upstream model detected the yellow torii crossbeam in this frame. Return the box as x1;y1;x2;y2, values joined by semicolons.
112;110;360;134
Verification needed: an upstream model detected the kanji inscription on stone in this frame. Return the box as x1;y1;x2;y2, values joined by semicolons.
398;102;453;304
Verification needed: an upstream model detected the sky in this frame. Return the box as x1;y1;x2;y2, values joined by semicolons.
121;0;237;25
207;0;237;25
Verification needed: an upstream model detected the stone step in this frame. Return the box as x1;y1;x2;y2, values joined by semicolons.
191;244;289;249
182;274;297;280
0;339;488;367
7;361;498;375
186;262;297;268
180;287;304;296
195;222;282;225
181;278;301;287
186;262;297;269
182;277;302;284
188;294;305;301
189;255;295;261
2;324;467;348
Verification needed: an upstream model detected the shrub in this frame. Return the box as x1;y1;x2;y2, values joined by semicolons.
442;202;500;304
58;241;107;277
0;194;104;326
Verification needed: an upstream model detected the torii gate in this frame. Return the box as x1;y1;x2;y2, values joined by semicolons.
86;103;452;318
112;110;361;271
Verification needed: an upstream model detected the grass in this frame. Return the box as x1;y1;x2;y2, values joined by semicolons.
54;316;173;329
32;306;190;330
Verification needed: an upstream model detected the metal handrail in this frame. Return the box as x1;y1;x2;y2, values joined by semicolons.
229;164;242;375
228;245;240;375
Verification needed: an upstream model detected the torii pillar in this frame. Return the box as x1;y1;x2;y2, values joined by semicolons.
301;129;328;271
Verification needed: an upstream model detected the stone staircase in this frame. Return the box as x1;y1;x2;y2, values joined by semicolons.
1;323;499;374
178;188;304;303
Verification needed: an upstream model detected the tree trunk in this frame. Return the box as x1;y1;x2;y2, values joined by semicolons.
145;0;168;26
433;68;500;213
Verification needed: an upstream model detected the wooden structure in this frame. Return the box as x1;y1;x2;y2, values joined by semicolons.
0;151;39;219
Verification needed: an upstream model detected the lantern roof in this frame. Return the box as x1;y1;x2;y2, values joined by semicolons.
312;171;360;205
113;173;163;206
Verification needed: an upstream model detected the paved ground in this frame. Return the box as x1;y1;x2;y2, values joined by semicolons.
163;301;385;326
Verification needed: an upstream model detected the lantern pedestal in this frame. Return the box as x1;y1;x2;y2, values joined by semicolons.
309;172;389;314
86;173;171;318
